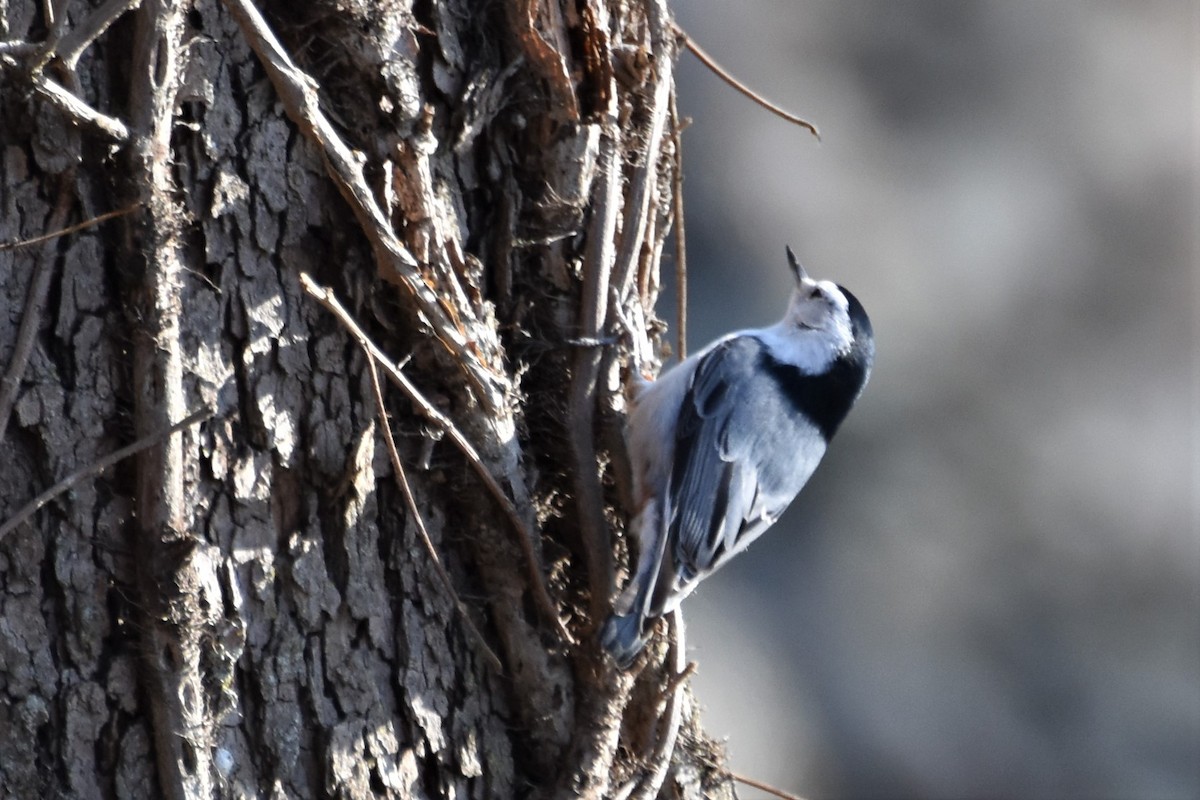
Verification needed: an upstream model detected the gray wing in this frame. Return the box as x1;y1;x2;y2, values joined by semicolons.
667;336;828;587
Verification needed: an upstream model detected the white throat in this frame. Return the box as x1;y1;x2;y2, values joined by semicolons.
752;280;855;374
753;321;848;374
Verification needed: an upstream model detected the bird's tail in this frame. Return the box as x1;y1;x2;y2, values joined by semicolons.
600;611;647;669
601;497;672;668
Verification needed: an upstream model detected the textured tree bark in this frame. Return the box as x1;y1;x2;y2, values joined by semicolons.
0;0;735;797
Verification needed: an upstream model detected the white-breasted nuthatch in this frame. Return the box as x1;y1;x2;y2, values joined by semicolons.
602;248;874;667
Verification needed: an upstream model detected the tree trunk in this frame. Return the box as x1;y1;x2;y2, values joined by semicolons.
0;0;735;797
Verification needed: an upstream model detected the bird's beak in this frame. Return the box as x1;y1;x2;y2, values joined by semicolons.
786;246;809;283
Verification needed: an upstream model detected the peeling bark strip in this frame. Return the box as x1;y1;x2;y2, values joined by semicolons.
0;0;739;796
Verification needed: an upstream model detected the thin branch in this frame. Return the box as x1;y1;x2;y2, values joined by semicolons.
56;0;143;71
298;273;573;644
221;0;505;413
32;73;130;140
0;203;139;252
630;608;689;800
673;23;820;141
663;658;697;698
365;357;505;673
669;89;688;361
611;0;674;303
611;778;639;800
0;40;38;58
0;406;213;542
728;772;809;800
609;286;650;379
570;124;620;625
0;180;74;446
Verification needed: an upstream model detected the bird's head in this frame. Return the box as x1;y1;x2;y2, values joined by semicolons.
782;246;870;358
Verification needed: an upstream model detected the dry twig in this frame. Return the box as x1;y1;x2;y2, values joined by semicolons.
0;203;139;253
630;608;690;800
55;0;142;71
570;124;621;623
0;181;74;445
663;656;697;698
674;23;820;141
728;772;809;800
611;1;675;303
0;0;138;138
365;358;505;673
0;406;213;542
669;89;688;360
1;0;140;132
0;41;38;58
32;73;130;140
298;273;573;644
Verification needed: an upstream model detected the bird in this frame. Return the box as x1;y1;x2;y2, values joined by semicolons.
601;247;874;668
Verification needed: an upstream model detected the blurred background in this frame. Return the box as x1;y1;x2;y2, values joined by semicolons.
665;2;1199;798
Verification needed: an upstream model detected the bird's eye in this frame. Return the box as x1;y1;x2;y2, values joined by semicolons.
809;287;823;300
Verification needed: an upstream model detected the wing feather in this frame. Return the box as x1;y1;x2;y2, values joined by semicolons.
666;336;828;594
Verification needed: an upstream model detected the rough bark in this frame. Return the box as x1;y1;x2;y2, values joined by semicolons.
1;0;735;798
